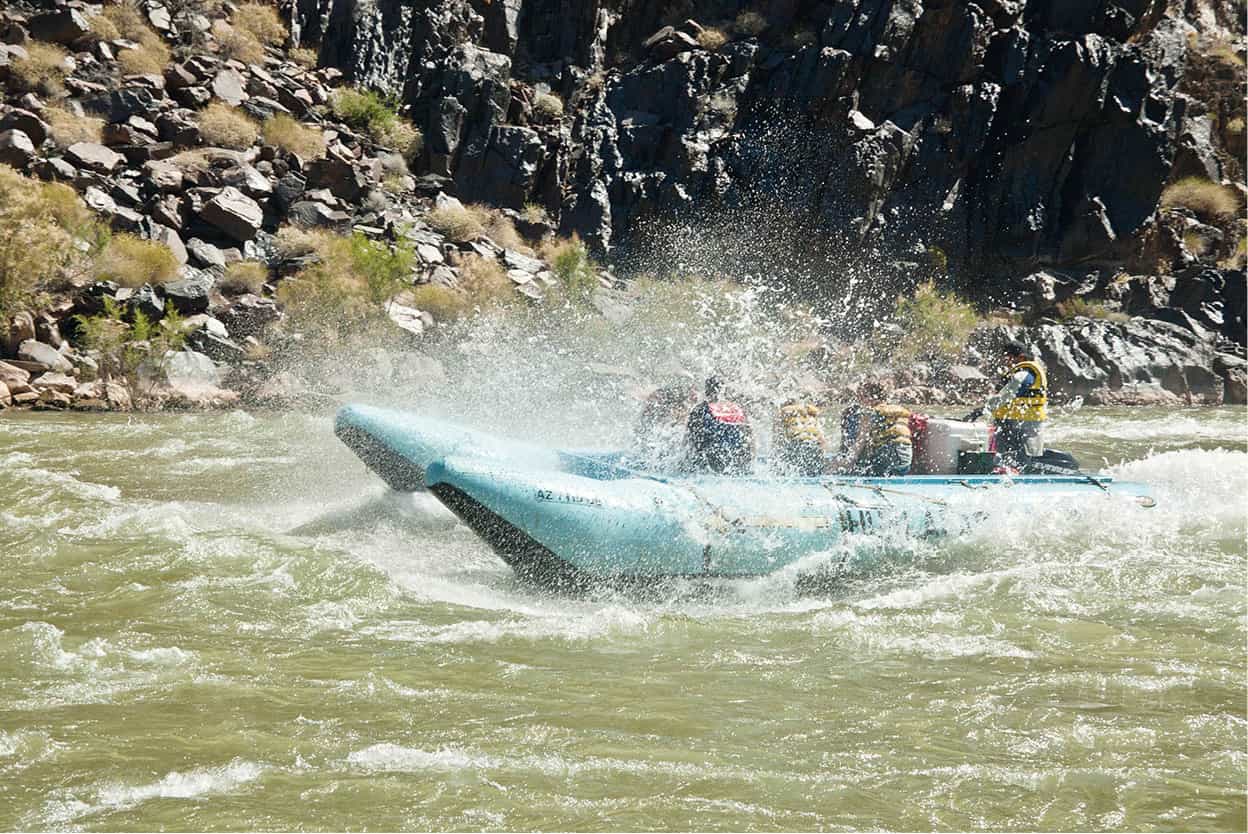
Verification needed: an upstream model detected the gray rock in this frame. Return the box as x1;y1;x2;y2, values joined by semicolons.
0;129;35;168
186;239;227;271
0;109;49;145
143;159;184;191
199;186;263;241
211;69;247;106
29;9;90;44
65;142;125;174
163;269;215;315
30;371;76;394
17;340;72;374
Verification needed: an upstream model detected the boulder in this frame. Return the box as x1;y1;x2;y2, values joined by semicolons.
211;69;247;106
65;142;125;174
0;109;49;145
17;340;72;374
216;294;279;338
5;311;36;356
0;381;9;408
0;129;35;168
28;9;91;44
387;303;425;337
143;159;184;191
643;26;699;62
30;371;76;394
0;359;32;394
199;186;263;241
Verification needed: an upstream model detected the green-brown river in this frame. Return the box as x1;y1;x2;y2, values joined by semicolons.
1;406;1245;831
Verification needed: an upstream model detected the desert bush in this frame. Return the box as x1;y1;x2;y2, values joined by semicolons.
522;203;549;224
232;3;287;46
1160;177;1241;223
45;106;104;148
331;88;422;160
409;282;471;321
290;46;318;68
1056;296;1129;323
468;204;526;251
94;234;180;288
105;2;171;75
277;232;415;336
425;204;484;242
10;43;69;95
212;20;265;64
457;254;513;306
220;261;268;294
696;27;729;51
540;235;599;302
85;11;121;42
199;103;260;149
262;113;325;158
273;225;327;258
733;10;768;36
532;93;564;123
74;296;185;380
1222;234;1248;270
0;166;83;317
891;281;979;361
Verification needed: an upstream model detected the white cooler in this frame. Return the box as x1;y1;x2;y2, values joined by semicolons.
911;417;989;475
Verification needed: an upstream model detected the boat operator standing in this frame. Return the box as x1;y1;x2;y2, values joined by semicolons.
963;339;1048;469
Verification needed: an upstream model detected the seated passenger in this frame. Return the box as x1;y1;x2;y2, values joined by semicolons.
838;381;912;476
775;398;830;477
685;376;754;474
631;381;697;470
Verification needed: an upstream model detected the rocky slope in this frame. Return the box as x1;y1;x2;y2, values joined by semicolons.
0;0;1244;413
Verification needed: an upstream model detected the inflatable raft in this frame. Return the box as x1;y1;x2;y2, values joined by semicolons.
335;404;1155;586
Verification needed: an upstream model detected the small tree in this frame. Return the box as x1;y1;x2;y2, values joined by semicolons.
891;282;980;362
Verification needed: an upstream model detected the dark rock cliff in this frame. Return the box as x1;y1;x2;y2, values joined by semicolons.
295;0;1240;288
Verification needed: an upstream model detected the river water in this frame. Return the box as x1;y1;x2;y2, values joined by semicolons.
1;406;1244;831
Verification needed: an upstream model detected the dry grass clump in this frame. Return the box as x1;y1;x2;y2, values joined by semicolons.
408;282;471;321
231;3;287;46
532;93;564;123
86;11;121;42
0;165;88;316
1160;177;1241;223
733;10;768;36
274;225;329;258
290;46;318;68
468;204;526;251
220;261;268;294
425;204;484;242
212;20;265;65
46;106;104;148
262;113;325;158
104;3;171;75
198;103;260;149
94;234;180;288
1056;296;1129;323
10;43;69;95
1221;234;1247;270
696;27;729;51
457;254;513;304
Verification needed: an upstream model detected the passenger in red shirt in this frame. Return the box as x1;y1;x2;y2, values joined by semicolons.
685;376;754;474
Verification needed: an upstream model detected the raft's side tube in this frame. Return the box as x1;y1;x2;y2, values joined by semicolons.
334;405;559;492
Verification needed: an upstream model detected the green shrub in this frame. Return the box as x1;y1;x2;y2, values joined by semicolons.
74;296;185;381
0;166;80;317
541;235;598;302
220;261;268;294
95;234;180;288
331;88;422;160
409;283;471;321
892;281;979;361
1160;177;1241;223
276;232;415;335
349;232;415;306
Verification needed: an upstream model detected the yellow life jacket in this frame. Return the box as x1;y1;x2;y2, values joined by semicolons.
778;402;826;448
868;404;911;451
991;360;1048;423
